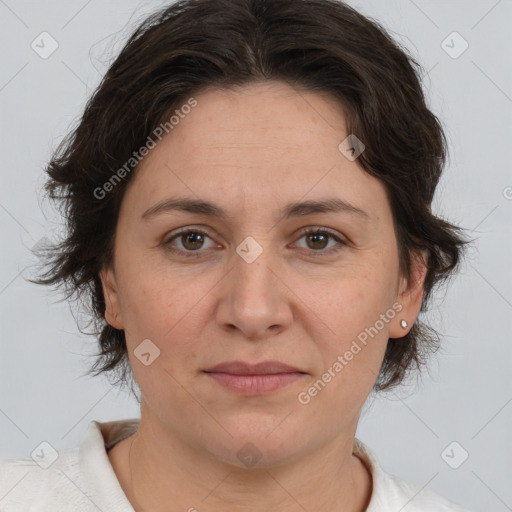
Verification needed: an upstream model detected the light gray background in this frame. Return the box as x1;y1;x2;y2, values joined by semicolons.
1;1;511;510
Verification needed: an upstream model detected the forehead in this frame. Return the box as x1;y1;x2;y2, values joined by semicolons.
175;81;350;154
122;81;390;224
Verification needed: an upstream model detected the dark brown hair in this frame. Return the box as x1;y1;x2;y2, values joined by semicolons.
32;0;468;392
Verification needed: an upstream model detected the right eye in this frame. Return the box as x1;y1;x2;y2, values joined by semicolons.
163;228;219;257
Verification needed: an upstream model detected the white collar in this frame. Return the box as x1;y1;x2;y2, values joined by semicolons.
77;418;457;511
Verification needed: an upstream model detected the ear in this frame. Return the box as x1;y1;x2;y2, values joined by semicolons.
99;265;124;330
389;250;428;339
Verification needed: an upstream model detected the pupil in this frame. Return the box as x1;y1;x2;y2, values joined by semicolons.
309;233;327;249
184;232;203;250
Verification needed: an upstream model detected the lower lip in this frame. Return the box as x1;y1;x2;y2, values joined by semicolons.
204;372;305;395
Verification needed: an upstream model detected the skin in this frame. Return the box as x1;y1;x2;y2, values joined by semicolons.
101;80;426;512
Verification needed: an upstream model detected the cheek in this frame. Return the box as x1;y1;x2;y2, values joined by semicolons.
314;260;398;339
118;269;205;409
306;261;398;391
116;257;212;372
296;281;393;424
116;249;199;331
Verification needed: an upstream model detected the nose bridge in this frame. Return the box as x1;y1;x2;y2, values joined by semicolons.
232;234;279;307
216;234;292;338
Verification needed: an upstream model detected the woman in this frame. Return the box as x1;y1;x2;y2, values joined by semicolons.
0;0;471;510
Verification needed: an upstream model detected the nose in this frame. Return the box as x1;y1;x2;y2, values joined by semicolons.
214;244;294;341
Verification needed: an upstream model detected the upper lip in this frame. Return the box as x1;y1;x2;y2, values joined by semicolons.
203;361;306;375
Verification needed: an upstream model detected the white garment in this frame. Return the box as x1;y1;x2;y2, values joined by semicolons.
0;418;471;511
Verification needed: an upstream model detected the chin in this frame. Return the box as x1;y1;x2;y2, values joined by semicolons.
200;415;313;470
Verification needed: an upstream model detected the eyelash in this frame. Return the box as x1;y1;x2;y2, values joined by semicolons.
163;227;346;258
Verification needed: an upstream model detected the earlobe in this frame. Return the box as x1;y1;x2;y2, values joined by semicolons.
389;250;428;339
99;266;124;330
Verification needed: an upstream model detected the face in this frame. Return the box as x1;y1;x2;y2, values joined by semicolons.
101;81;425;468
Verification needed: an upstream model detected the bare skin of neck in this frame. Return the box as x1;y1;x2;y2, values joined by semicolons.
107;430;373;512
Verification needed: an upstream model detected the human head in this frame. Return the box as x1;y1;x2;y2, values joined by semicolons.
33;0;467;399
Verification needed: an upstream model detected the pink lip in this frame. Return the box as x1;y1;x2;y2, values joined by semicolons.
203;361;307;395
205;360;304;375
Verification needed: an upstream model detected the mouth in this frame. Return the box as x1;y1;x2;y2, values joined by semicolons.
202;360;308;395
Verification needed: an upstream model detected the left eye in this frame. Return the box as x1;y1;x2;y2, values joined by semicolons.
163;228;345;257
293;228;345;253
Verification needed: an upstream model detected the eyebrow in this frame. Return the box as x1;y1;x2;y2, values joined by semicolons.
141;196;370;222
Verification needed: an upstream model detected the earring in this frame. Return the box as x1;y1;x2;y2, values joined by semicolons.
400;319;408;329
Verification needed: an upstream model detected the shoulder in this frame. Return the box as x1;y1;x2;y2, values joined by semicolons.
381;471;472;511
0;446;86;511
353;438;473;512
0;419;139;511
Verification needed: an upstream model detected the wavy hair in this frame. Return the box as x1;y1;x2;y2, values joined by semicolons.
31;0;468;392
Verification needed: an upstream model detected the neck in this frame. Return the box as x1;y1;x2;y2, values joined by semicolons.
115;416;372;512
